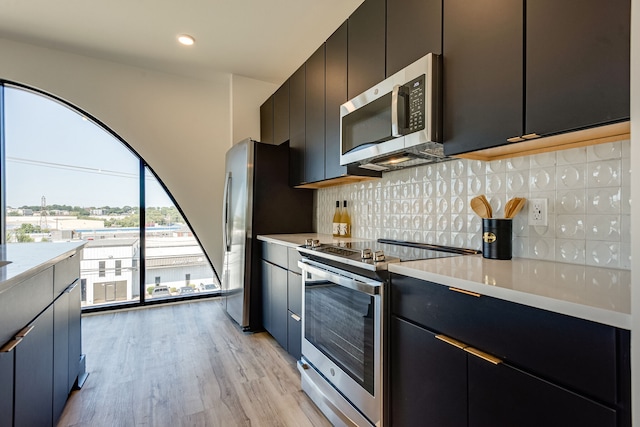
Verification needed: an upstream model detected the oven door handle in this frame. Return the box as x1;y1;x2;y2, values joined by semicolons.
298;260;381;296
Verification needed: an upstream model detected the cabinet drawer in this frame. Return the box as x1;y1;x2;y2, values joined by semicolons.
390;274;619;405
54;253;80;295
287;247;302;274
261;241;288;269
0;267;54;344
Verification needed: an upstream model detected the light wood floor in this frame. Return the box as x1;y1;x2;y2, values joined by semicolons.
57;299;331;427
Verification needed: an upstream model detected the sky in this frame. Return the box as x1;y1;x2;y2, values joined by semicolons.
4;86;171;208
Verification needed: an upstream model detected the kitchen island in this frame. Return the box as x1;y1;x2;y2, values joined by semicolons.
0;241;86;427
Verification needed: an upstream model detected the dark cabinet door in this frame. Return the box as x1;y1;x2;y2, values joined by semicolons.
390;316;467;427
0;349;14;427
386;0;442;76
262;261;288;350
14;304;54;427
260;96;274;144
289;64;306;186
273;80;290;145
53;291;70;423
287;311;302;361
468;356;617;427
68;280;82;391
526;0;630;136
443;0;523;155
305;44;326;183
325;21;348;180
262;261;273;334
287;271;302;316
348;0;386;99
270;264;288;349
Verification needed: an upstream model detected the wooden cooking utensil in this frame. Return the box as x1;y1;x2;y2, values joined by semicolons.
470;196;491;219
479;194;492;218
505;197;526;218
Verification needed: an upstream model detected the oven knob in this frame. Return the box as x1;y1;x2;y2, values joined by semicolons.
361;248;373;259
373;250;385;262
311;239;321;248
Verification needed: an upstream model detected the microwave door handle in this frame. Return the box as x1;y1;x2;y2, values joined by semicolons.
391;84;402;137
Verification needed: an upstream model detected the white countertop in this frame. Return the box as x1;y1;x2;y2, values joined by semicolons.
257;233;366;248
257;234;631;329
0;241;86;295
389;256;631;329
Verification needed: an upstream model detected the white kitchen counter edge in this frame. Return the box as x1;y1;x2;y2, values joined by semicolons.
389;257;631;330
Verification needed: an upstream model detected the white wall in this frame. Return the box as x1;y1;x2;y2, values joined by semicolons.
0;37;274;276
631;0;639;423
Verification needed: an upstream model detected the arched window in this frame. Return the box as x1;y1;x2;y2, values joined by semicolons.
0;83;218;310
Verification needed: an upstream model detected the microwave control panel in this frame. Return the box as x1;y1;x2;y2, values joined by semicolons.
406;74;426;133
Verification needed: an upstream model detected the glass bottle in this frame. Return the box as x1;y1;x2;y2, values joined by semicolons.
332;201;341;237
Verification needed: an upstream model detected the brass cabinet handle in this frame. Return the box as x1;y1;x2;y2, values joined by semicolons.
507;136;525;143
522;133;540;140
448;287;481;298
15;324;35;338
464;346;503;365
290;313;301;322
435;334;467;350
0;338;22;353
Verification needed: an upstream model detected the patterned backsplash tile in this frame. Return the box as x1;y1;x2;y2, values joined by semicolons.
316;139;631;269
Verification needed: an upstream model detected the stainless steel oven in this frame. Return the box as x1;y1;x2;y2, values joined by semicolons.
298;258;383;427
296;239;480;427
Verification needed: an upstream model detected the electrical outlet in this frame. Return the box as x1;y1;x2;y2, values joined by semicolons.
528;198;548;226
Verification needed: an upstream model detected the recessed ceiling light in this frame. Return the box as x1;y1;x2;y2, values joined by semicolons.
177;34;195;46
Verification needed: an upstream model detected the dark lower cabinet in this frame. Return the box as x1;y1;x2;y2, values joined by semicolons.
262;260;288;349
390;316;467;427
468;356;616;427
14;304;54;427
68;280;82;391
287;311;302;361
0;350;14;427
389;274;631;427
53;289;71;423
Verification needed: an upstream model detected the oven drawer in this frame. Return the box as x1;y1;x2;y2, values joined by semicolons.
390;274;622;406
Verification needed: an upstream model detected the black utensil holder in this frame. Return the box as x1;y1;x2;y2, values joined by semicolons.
482;218;512;260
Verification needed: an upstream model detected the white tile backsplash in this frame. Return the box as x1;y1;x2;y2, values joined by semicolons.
316;139;631;268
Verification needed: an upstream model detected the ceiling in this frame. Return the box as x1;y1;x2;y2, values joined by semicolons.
0;0;364;84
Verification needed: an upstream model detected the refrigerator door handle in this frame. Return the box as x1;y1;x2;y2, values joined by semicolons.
223;172;232;252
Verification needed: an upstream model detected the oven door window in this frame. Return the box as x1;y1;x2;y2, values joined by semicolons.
305;281;375;395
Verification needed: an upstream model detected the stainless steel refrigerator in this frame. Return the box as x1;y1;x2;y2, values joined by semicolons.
221;139;313;331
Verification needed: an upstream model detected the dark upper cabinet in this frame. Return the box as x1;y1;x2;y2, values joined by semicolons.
443;0;523;155
386;0;442;76
289;64;306;186
348;0;386;99
305;44;326;183
259;96;274;144
273;80;290;145
444;0;630;156
526;0;630;136
325;22;348;180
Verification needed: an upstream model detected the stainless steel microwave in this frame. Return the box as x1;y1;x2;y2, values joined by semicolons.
340;53;445;171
